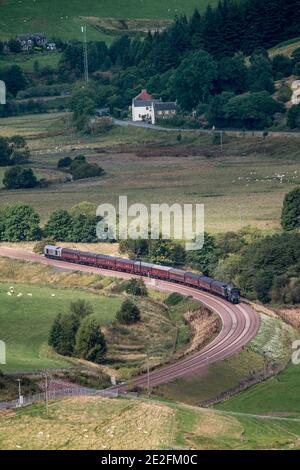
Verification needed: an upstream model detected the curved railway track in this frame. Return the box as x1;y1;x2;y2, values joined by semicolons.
0;247;260;388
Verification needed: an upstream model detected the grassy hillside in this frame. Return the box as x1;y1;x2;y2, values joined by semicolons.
0;0;215;41
0;257;201;375
269;37;300;58
0;282;122;371
218;363;300;416
155;311;298;406
1;395;300;450
0;52;62;72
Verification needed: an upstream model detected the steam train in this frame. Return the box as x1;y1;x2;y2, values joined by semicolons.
44;245;241;304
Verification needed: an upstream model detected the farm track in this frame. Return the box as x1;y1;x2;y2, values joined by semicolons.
0;247;260;389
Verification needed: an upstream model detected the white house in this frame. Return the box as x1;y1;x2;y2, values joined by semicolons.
291;80;300;105
131;89;177;125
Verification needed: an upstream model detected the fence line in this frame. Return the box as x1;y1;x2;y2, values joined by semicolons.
0;386;119;411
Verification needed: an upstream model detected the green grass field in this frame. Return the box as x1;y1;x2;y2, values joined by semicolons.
154;312;298;406
1;395;300;449
217;363;300;417
155;348;265;406
0;52;62;72
0;0;215;41
1;113;300;232
0;282;122;371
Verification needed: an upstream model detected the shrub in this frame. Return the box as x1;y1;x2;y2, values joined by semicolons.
75;317;107;363
116;299;141;324
3;166;38;189
44;209;73;241
287;105;300;129
33;238;55;254
165;292;185;306
71;162;104;180
57;156;72;169
48;312;79;356
125;278;148;297
1;203;42;241
69;299;94;320
281;188;300;231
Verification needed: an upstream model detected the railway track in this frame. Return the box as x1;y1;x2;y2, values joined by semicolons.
0;247;260;389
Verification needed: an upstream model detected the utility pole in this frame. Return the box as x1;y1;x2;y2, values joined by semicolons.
220;130;223;154
146;350;150;399
81;25;89;85
42;371;50;417
238;204;244;229
17;379;22;407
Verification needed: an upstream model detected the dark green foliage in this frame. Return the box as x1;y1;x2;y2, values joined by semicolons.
119;238;149;258
248;52;275;94
239;232;300;302
172;50;217;110
125;278;148;297
70;213;101;243
294;61;300;77
272;55;293;80
0;137;11;166
44;207;101;243
69;299;94;320
7;39;21;53
253;270;273;303
57;156;72;169
75;317;107;364
215;53;248;95
116;299;141;324
51;312;79;356
165;292;185;306
0;65;26;96
48;313;64;352
281;188;300;231
49;299;96;359
207;92;235;127
292;47;300;65
224;91;284;129
216;231;245;256
187;232;218;276
1;203;42;241
0;135;30;166
71;162;104;180
3;166;38;189
287;105;300;129
44;209;73;241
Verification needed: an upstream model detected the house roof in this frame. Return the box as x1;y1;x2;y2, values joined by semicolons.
153;101;177;111
134;89;153;101
133;99;154;107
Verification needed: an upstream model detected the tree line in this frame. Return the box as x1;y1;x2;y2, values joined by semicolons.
0;202;102;243
49;294;142;364
1;1;300;128
0;185;299;305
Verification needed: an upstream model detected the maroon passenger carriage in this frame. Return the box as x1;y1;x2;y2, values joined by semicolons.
44;245;241;304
